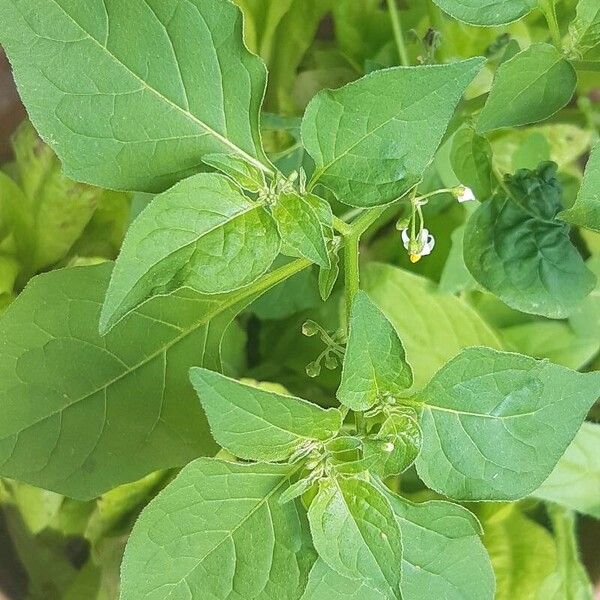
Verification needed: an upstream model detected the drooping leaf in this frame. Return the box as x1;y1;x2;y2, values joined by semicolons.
100;173;280;332
363;263;502;391
0;0;270;192
120;458;315;600
534;422;600;519
272;192;330;268
308;477;402;598
338;291;413;411
477;44;577;133
560;141;600;232
431;0;536;26
415;347;600;501
203;153;267;193
567;0;600;57
450;127;494;200
0;259;308;499
189;367;342;462
464;162;595;319
301;58;484;207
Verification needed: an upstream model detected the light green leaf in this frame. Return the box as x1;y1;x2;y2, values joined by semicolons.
0;259;308;499
464;162;596;319
302;58;484;207
570;256;600;344
203;153;267;193
560;142;600;232
431;0;536;26
308;477;402;598
318;242;340;301
450;127;494;200
338;291;413;411
567;0;600;57
272;192;330;268
534;422;600;519
189;367;342;462
121;458;315;600
477;44;577;133
438;224;478;294
0;0;270;192
301;559;386;600
363;263;502;391
382;490;495;600
100;173;280;332
416;346;600;501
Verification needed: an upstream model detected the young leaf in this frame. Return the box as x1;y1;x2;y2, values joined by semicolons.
431;0;536;26
477;44;577;133
0;0;270;192
338;291;413;410
450;127;494;200
559;141;600;233
318;242;340;301
308;477;403;598
202;153;267;193
0;260;308;499
415;347;600;501
301;58;484;207
567;0;600;56
534;422;600;519
464;162;596;319
189;367;342;462
381;489;495;600
272;192;331;268
120;458;315;600
100;173;280;332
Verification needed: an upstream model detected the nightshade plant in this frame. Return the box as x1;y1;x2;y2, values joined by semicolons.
0;0;599;598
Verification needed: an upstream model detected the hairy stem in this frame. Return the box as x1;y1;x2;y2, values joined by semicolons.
386;0;410;67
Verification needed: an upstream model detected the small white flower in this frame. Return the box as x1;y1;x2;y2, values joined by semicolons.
401;228;435;263
456;185;476;203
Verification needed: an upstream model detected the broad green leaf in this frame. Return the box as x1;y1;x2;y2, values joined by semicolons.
0;0;270;192
308;477;402;598
534;422;600;519
272;192;330;268
338;291;413;411
0;259;308;499
301;559;386;600
431;0;536;26
415;347;600;501
560;142;600;232
121;458;315;600
100;174;280;332
203;153;267;193
189;367;342;462
382;490;495;600
567;0;600;56
477;44;577;133
569;256;600;344
481;504;557;600
464;162;596;319
363;263;502;391
438;224;478;294
450;127;494;200
0;255;20;296
302;58;484;207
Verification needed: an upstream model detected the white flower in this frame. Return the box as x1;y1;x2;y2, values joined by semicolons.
456;185;476;203
401;228;435;263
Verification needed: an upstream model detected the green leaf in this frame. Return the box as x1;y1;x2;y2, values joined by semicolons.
318;242;340;301
560;141;600;232
272;192;331;268
382;490;495;600
189;367;342;462
567;0;600;57
477;44;577;133
0;0;270;192
464;162;596;319
439;224;478;294
0;259;308;499
338;291;413;411
450;127;494;200
431;0;536;26
100;173;280;332
534;422;600;519
301;559;386;600
302;58;484;207
415;347;600;501
121;458;315;600
363;263;502;391
203;153;267;193
308;477;402;598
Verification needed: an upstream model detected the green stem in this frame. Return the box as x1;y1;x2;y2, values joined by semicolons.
539;0;562;49
386;0;410;66
343;233;360;326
